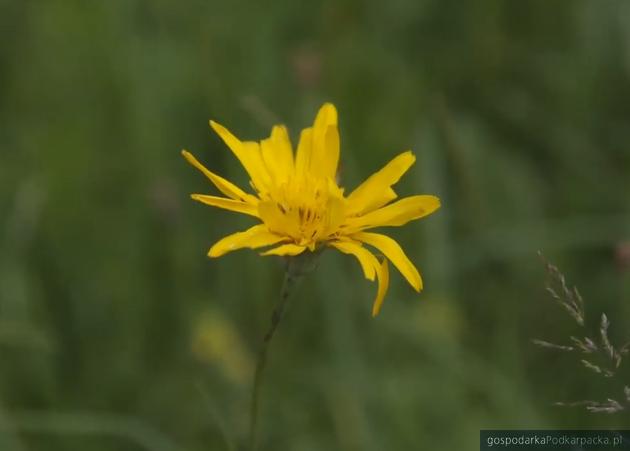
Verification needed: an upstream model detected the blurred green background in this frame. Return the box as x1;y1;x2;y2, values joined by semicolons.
1;1;630;450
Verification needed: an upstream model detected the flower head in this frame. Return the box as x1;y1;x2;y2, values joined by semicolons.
183;103;440;316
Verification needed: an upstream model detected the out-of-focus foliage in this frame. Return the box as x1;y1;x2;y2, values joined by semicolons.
1;1;629;450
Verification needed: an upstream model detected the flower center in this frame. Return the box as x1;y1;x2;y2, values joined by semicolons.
258;175;346;249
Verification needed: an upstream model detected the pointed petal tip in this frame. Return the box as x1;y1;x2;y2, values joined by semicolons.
409;278;423;293
209;120;228;136
428;195;442;211
403;150;416;163
411;271;424;292
207;242;223;257
410;270;423;292
207;246;226;258
316;102;338;123
181;150;202;169
371;258;389;317
396;150;416;171
271;123;288;133
181;149;194;162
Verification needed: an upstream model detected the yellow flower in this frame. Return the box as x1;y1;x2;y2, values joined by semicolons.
182;103;440;316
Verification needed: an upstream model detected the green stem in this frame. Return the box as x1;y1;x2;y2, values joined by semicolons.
247;252;320;451
249;259;303;451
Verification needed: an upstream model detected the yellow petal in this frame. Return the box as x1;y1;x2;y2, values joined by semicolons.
209;224;287;258
271;125;294;167
191;194;259;217
322;192;347;237
346;151;416;215
181;150;257;203
329;240;377;281
209;120;271;191
260;125;294;184
311;103;339;179
313;103;338;135
372;258;389;317
295;103;340;179
330;238;390;316
294;127;313;177
353;232;422;292
343;195;440;232
260;243;307;256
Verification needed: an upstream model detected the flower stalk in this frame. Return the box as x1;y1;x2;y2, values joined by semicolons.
248;251;321;451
